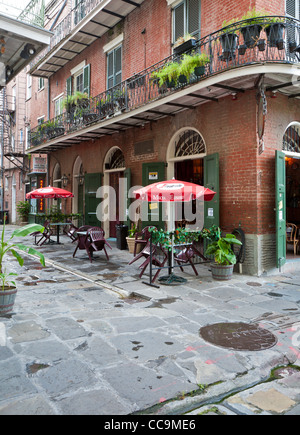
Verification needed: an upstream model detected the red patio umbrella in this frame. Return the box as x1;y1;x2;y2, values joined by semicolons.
134;179;216;203
133;179;216;285
26;185;74;199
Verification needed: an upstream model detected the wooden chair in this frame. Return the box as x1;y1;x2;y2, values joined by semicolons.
133;226;155;256
30;220;53;246
73;226;112;262
286;223;300;255
128;240;168;283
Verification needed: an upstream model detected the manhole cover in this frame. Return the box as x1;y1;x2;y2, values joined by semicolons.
199;322;278;351
246;282;262;287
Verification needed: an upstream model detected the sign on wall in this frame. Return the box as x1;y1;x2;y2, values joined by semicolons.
32;157;47;173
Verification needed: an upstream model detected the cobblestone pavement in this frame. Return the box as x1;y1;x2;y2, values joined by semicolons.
0;226;299;415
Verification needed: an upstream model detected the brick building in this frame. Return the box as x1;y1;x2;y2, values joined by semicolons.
20;0;300;275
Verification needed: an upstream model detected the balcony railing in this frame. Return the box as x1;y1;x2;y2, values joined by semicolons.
30;0;103;69
29;16;300;149
17;0;45;28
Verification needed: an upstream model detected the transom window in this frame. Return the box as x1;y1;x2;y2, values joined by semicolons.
283;124;300;153
175;129;205;157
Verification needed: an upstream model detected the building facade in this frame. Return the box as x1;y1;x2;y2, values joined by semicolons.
15;0;300;275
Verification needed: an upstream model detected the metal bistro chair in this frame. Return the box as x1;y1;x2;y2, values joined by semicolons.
286;223;300;255
133;226;156;256
128;239;168;283
30;220;53;246
73;226;112;262
174;241;207;276
63;219;79;242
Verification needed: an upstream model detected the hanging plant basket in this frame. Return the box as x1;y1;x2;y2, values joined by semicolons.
241;24;262;48
265;22;285;49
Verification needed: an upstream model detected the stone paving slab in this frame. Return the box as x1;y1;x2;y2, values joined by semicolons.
0;227;300;415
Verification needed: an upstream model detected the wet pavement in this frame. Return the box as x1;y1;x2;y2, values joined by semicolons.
0;225;300;415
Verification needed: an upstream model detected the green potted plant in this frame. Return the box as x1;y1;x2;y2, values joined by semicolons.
126;223;139;254
153;61;180;88
16;201;30;223
178;52;210;83
205;227;242;280
0;217;45;315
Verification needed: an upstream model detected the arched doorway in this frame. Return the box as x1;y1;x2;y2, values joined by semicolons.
103;147;127;238
282;122;300;257
72;156;84;226
166;128;207;227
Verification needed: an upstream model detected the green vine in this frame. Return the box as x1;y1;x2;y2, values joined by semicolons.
148;225;219;251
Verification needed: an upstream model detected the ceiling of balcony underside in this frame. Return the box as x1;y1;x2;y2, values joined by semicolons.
28;69;300;154
30;0;145;78
0;14;52;87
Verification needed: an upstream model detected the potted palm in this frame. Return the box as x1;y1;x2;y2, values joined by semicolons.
205;227;242;280
0;217;45;315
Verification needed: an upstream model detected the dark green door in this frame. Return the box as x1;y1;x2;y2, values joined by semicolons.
142;162;165;229
84;173;102;226
275;150;286;269
204;153;219;228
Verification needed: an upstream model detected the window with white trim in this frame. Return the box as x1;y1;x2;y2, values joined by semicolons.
38;77;44;91
54;95;63;117
173;0;201;43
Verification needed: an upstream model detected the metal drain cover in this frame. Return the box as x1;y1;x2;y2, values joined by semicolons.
199;322;278;351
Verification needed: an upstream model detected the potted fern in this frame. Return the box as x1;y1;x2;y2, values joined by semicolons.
0;217;45;315
205;227;242;280
178;53;210;83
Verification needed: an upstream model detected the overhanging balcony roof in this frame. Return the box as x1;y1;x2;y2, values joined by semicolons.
29;0;145;78
27;15;300;154
0;13;52;87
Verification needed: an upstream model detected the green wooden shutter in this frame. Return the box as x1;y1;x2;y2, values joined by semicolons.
142;162;165;229
66;76;72;96
204;153;219;228
84;172;102;226
275;150;286;269
83;64;90;96
174;2;185;42
114;46;122;85
123;168;131;227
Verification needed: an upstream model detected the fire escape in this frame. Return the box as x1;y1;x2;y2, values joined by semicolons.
0;88;28;172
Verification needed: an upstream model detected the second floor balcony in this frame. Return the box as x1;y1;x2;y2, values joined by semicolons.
28;15;300;152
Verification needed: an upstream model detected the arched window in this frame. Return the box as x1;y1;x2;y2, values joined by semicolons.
174;129;206;157
283;123;300;153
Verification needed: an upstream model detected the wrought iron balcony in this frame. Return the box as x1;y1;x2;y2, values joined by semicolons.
17;0;45;28
29;16;300;149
